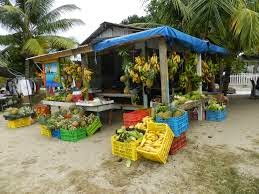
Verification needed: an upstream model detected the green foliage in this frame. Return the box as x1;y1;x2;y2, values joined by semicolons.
144;0;259;54
0;0;84;73
121;14;149;25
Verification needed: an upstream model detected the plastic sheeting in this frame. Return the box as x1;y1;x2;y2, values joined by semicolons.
94;26;228;55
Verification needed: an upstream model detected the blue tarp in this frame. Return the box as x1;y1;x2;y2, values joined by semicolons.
94;26;228;55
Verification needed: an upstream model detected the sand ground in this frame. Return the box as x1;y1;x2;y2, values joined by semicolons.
0;95;258;194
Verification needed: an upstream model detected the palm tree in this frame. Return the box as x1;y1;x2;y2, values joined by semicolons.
231;0;259;52
0;0;84;73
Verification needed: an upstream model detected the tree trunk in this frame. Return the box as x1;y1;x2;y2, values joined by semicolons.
208;77;216;92
25;60;30;78
223;64;231;96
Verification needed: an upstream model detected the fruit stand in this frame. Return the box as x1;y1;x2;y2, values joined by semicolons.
23;25;231;166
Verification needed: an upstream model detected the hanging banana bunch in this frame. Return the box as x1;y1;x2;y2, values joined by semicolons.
202;59;219;83
179;53;202;93
168;52;181;79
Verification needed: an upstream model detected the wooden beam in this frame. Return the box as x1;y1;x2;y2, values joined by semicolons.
26;45;92;63
159;38;170;104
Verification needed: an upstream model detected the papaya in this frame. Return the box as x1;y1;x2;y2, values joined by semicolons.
146;79;153;88
65;94;73;102
124;87;130;94
120;75;128;82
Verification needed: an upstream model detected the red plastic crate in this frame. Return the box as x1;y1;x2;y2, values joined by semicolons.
169;132;187;155
123;109;149;127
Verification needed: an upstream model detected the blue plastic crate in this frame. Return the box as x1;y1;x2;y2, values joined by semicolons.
206;109;227;122
156;111;189;137
52;129;61;139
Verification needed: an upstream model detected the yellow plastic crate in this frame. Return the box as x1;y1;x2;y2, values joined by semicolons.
7;117;31;129
137;122;174;164
111;136;142;161
40;125;52;138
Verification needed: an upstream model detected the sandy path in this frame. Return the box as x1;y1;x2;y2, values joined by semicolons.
0;96;258;194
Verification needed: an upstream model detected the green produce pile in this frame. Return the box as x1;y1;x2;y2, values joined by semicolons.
57;113;97;130
115;127;145;142
3;106;34;120
174;91;206;105
38;107;98;131
207;99;226;111
45;91;73;102
155;104;184;120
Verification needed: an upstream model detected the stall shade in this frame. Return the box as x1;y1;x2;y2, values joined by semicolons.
94;26;229;55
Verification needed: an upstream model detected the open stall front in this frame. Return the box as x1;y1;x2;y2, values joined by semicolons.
27;26;228;122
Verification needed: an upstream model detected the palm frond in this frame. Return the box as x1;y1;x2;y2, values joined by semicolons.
36;18;84;34
39;35;77;50
0;0;12;6
38;4;81;23
188;0;234;37
25;0;53;24
158;0;190;25
22;38;45;55
0;55;10;67
231;8;259;50
0;33;22;46
0;5;25;31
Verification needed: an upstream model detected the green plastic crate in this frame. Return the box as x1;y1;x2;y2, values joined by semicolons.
60;128;86;142
86;117;102;136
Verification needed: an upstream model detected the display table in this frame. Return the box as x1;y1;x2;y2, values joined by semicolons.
76;101;115;125
41;100;75;108
96;93;134;98
178;98;209;110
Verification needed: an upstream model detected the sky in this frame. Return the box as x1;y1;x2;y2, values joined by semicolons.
0;0;146;47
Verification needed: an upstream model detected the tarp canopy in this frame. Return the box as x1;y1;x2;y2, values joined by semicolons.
94;26;229;55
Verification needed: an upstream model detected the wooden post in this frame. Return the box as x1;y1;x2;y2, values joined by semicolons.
141;41;148;108
159;39;169;104
81;53;88;68
197;54;203;120
197;54;202;92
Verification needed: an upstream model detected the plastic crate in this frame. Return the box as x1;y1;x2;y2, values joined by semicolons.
169;132;187;155
206;109;227;122
7;117;31;129
123;109;149;127
40;125;52;138
60;128;86;142
85;117;102;136
111;136;142;161
52;129;61;139
137;122;174;164
156;111;189;137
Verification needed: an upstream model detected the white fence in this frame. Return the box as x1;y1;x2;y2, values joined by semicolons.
230;73;259;86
